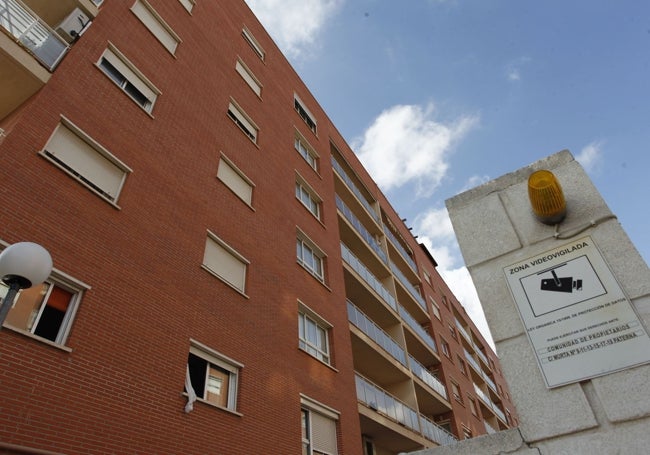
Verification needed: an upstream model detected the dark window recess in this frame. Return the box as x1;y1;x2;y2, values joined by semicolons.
294;100;316;133
227;109;256;141
99;58;151;110
187;353;207;396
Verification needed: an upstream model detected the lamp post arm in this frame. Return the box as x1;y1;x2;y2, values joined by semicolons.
0;282;21;330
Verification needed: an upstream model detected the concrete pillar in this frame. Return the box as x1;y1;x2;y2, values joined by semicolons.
407;150;650;454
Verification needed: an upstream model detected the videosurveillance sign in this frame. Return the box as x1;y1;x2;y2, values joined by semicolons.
504;236;650;388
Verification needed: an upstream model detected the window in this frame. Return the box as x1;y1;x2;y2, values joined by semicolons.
362;437;375;455
98;44;160;112
468;396;478;416
178;0;194;13
429;297;441;320
296;230;325;282
185;340;242;412
235;58;262;96
441;337;451;358
450;381;462;403
295;174;321;219
423;270;432;285
461;425;472;439
242;26;265;60
203;231;249;294
227;100;259;143
131;0;180;54
0;269;87;346
301;395;339;455
295;133;318;171
441;294;449;309
41;117;131;204
448;324;457;340
217;154;254;206
294;94;317;134
457;356;467;375
298;303;331;365
497;383;503;397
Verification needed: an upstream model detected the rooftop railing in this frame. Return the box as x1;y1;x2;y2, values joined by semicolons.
348;300;406;366
341;243;396;312
331;156;380;223
336;195;387;263
0;0;69;70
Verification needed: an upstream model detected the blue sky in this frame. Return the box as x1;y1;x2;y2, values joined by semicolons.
245;0;650;345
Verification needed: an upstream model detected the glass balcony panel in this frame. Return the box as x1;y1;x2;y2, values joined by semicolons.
464;348;481;372
390;261;426;311
419;414;458;446
331;156;379;223
384;223;418;272
341;243;396;311
398;305;437;353
0;0;69;70
336;195;387;263
348;301;407;366
409;355;447;399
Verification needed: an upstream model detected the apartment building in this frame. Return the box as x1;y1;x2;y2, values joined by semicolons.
0;1;517;454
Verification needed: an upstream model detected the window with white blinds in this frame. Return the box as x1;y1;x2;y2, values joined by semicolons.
301;395;339;455
203;232;249;294
217;155;254;206
41;117;131;203
235;59;262;96
131;0;180;54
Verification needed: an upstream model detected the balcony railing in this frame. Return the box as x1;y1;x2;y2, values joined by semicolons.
398;305;437;354
336;195;387;263
356;374;420;432
464;348;481;373
390;261;426;311
455;319;472;343
331;156;380;223
483;372;497;393
419;413;458;447
474;345;489;366
348;300;406;366
409;355;447;399
0;0;69;70
474;383;506;423
484;420;497;435
341;243;396;311
383;223;417;272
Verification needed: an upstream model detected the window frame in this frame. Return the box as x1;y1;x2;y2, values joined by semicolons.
0;261;89;348
131;0;181;55
97;43;161;113
298;302;332;365
178;0;194;13
300;395;340;455
295;172;322;220
294;94;317;134
440;337;451;358
217;153;255;208
187;339;243;413
40;116;132;206
242;26;265;61
235;58;262;97
450;380;462;403
429;296;441;320
202;230;250;295
294;131;319;171
227;99;259;143
296;229;325;282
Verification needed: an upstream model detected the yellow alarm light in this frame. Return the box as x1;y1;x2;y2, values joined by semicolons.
528;170;566;225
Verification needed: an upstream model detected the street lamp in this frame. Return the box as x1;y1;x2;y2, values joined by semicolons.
0;242;53;329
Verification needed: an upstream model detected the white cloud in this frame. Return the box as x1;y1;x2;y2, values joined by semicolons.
460;174;491;193
576;140;604;174
414;207;495;349
505;56;531;82
245;0;343;58
353;104;478;197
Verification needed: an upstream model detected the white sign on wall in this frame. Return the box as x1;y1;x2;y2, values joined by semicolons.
504;236;650;388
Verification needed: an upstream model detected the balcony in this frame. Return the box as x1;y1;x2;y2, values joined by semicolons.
384;223;418;272
348;300;406;367
341;242;396;312
356;374;457;447
391;260;426;312
419;414;458;447
474;383;507;423
484;420;497;435
331;156;380;224
464;348;481;374
398;305;437;355
336;194;387;264
409;355;447;400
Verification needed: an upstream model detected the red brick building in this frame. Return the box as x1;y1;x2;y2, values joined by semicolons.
0;1;517;454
